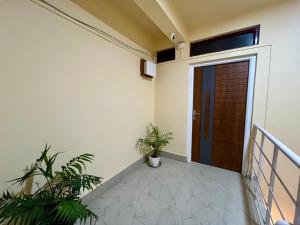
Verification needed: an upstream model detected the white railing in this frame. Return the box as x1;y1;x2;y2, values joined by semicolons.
247;123;300;225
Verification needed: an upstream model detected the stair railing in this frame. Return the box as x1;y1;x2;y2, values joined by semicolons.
247;123;300;225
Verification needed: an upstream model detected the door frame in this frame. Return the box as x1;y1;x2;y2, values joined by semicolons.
187;55;257;175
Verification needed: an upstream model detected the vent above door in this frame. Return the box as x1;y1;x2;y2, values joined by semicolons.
190;25;260;57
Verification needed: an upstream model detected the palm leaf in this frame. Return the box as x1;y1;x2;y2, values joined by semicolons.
0;145;102;225
0;192;53;225
52;199;97;225
136;123;173;157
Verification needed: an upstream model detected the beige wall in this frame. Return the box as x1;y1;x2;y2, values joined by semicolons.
0;0;299;222
0;0;154;193
155;1;300;222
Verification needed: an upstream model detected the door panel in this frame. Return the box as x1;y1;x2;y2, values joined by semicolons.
192;61;249;173
191;68;202;162
212;61;249;173
199;66;215;165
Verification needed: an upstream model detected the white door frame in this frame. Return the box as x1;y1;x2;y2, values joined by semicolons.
186;55;257;174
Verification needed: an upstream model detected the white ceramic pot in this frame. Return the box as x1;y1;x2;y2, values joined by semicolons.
149;155;160;167
275;220;290;225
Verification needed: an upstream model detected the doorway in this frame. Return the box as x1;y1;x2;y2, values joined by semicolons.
191;60;252;173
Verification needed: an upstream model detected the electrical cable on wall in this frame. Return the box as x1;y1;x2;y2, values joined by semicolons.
29;0;151;57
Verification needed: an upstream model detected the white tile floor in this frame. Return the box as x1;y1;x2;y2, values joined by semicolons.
83;157;257;225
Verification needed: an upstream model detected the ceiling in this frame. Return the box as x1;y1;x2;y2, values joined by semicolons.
164;0;285;33
72;0;286;53
71;0;173;53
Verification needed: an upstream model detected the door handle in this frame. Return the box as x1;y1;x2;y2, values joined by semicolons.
193;109;200;120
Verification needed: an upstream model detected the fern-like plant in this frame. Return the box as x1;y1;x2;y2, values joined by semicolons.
136;123;173;158
0;144;102;225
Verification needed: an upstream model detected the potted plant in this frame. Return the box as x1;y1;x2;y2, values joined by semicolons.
136;123;173;167
0;144;102;225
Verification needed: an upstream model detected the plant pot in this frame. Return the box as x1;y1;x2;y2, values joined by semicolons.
149;155;160;167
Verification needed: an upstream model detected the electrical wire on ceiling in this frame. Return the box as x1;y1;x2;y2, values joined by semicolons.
29;0;151;57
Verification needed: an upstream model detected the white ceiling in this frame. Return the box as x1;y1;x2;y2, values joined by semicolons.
73;0;286;52
165;0;285;33
72;0;173;52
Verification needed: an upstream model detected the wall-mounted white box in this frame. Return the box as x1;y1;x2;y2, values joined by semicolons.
140;59;156;78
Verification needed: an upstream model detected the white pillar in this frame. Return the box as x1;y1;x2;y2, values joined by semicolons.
294;176;300;225
266;146;279;225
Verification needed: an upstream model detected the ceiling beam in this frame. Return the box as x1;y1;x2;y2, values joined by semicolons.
133;0;188;44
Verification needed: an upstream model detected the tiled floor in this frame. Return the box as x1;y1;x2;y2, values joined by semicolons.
84;157;255;225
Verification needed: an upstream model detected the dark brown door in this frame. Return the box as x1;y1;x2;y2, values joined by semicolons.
191;68;202;162
191;61;249;173
212;61;249;172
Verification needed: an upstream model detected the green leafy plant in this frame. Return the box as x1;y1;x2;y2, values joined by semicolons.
136;123;173;158
0;144;102;225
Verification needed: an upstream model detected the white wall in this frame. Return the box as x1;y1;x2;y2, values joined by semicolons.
155;1;300;222
0;0;154;193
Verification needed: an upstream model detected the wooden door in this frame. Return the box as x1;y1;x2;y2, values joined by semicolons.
212;61;249;172
191;66;216;164
191;61;249;173
191;68;202;162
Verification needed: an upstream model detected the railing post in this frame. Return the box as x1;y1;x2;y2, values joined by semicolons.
254;134;265;202
256;135;265;193
294;176;300;225
266;146;279;225
247;126;257;177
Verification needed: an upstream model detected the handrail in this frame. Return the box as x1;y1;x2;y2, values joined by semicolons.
254;139;297;205
254;123;300;168
248;124;300;225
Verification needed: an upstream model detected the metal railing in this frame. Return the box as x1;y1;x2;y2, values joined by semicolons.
247;123;300;225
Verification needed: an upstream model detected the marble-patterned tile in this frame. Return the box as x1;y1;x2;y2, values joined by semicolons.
78;157;256;225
